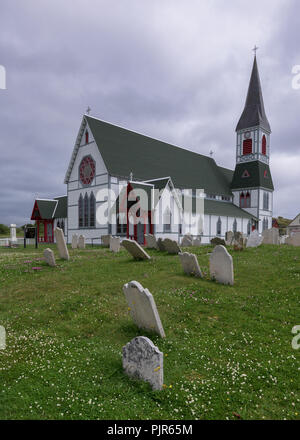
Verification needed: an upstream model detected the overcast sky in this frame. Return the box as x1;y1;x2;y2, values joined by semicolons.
0;0;299;226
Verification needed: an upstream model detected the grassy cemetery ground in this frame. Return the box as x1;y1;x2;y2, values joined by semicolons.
0;243;299;420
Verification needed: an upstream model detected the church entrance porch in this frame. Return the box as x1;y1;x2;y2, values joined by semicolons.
36;220;54;243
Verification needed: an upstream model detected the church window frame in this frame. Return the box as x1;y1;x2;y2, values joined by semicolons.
216;217;222;236
243;138;253;155
262;135;267;155
233;218;237;233
78;194;84;228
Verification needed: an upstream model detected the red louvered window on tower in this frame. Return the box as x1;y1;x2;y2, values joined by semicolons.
243;139;252;155
85;130;89;144
262;135;267;155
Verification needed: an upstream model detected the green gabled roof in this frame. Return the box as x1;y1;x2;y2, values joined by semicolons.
204;199;257;220
85;116;233;196
231;161;274;190
54;196;68;218
35;200;57;219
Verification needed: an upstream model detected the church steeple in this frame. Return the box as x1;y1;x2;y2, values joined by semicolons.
236;56;271;133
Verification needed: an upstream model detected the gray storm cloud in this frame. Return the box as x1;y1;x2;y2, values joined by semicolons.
0;0;299;225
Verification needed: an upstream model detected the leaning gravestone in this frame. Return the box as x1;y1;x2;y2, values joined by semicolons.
71;234;78;249
109;236;120;253
179;252;203;278
101;235;111;247
145;234;158;249
122;239;151;260
262;227;280;245
163;238;181;254
123;336;163;391
44;248;56;267
54;227;69;260
123;280;165;338
78;235;85;249
157;238;165;251
246;230;263;248
209;245;234;285
181;235;193;247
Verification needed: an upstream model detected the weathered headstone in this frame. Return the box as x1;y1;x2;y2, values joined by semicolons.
78;235;85;249
193;236;202;246
122;239;151;260
179;252;203;278
123;336;163;391
286;232;300;247
123;280;165;337
10;224;17;244
157;238;165;251
209;245;234;285
162;238;181;254
210;237;226;246
110;236;120;253
181;234;193;247
71;234;78;249
262;227;279;245
54;227;69;260
101;235;111;247
44;248;56;267
145;234;158;249
246;230;263;248
225;231;234;246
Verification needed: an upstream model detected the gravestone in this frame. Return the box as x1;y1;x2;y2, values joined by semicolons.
209;245;234;285
179;252;203;278
110;236;120;253
71;234;78;249
10;224;17;244
123;336;163;391
54;227;69;260
122;239;151;260
262;227;279;245
246;230;263;248
181;234;193;247
44;248;56;267
225;231;234;246
163;238;181;254
286;232;300;246
157;238;165;251
101;235;111;247
123;280;165;337
145;234;158;249
193;236;202;246
280;235;288;245
210;237;226;246
78;235;85;249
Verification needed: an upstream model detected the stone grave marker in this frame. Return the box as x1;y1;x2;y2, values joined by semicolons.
122;239;151;260
193;237;202;246
179;252;203;278
44;248;56;267
181;234;193;247
157;238;165;251
209;245;234;285
210;237;226;246
71;234;78;249
246;230;263;248
123;336;163;391
78;235;85;249
225;231;234;246
162;238;181;254
110;236;120;253
54;227;69;260
145;234;158;249
101;235;111;247
262;227;279;245
123;280;165;338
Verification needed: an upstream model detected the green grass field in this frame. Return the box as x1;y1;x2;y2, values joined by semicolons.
0;243;299;420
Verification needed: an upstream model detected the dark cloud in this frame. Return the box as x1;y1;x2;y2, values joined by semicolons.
0;0;299;226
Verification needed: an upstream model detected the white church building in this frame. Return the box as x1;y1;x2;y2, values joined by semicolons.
31;55;274;245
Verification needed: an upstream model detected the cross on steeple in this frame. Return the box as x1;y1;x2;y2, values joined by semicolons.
209;150;214;157
86;106;91;115
252;45;259;56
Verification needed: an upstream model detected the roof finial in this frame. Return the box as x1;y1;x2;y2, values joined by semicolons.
209;150;214;158
252;45;259;56
86;106;91;115
129;171;133;181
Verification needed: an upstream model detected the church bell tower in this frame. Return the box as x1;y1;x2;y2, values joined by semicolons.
231;53;274;233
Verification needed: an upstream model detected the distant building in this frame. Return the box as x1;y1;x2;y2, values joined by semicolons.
287;213;300;235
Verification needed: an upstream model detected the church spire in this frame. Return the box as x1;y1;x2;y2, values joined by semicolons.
236;56;271;133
